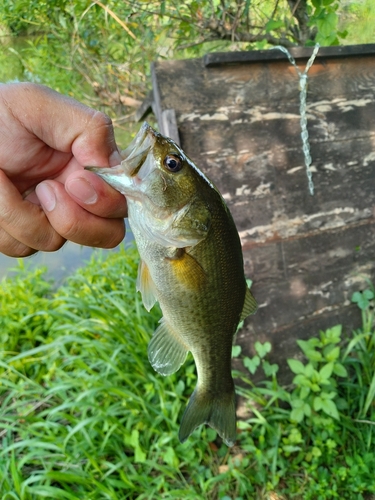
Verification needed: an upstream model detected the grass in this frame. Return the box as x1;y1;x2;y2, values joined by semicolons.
0;244;375;499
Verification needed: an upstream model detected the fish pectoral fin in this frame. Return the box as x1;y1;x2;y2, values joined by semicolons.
137;259;157;312
166;248;207;290
240;287;258;322
148;317;188;376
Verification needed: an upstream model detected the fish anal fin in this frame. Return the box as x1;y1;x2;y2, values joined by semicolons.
166;248;207;291
179;386;236;447
240;287;258;322
137;259;157;312
148;317;188;376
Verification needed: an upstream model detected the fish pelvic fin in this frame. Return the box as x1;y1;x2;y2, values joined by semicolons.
240;287;258;322
148;317;188;376
179;386;237;447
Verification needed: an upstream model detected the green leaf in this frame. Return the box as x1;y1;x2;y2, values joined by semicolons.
297;338;320;356
333;363;347;377
287;359;305;375
322;391;337;400
232;345;242;358
125;430;147;464
312;446;322;458
321;399;340;420
319;362;334;380
304;363;315;378
164;446;178;467
363;289;374;300
363;371;375;416
303;403;312;417
305;349;323;362
313;396;323;411
244;355;260;374
291;398;305;409
282;444;302;454
293;374;308;386
322;325;342;344
316;11;338;37
290;407;305;423
254;341;271;358
324;345;340;361
300;385;311;400
206;428;217;442
311;383;321;392
352;290;374;310
265;19;284;33
336;397;349;410
263;360;279;377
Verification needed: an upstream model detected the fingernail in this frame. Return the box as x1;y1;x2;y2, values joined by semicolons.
66;178;98;204
109;149;123;165
35;183;56;212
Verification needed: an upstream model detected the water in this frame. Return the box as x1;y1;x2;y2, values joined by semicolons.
0;241;99;281
0;222;134;283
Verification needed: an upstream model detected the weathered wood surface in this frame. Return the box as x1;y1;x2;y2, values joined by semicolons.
150;45;375;378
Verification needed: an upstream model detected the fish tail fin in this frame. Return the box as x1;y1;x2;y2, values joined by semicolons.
178;386;237;447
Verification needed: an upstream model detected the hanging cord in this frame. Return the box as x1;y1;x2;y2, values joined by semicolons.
271;44;320;195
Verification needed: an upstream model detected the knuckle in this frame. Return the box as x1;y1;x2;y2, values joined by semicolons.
89;110;113;131
0;240;37;258
42;234;66;252
0;204;18;227
15;245;38;258
100;223;125;249
54;218;78;241
19;222;65;252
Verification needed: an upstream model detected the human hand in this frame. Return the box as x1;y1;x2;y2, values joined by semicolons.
0;82;127;257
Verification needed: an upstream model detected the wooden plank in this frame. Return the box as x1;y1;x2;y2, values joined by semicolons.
204;44;375;67
160;109;180;145
176;100;375;154
235;304;362;384
177;134;375;244
243;231;375;334
151;46;375;368
153;56;375;114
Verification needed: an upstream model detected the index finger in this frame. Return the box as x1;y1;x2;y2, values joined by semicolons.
1;82;121;167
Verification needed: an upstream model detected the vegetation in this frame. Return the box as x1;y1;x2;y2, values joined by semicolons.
0;246;374;499
0;1;374;143
0;1;375;498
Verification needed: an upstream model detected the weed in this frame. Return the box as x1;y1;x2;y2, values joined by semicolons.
1;245;375;499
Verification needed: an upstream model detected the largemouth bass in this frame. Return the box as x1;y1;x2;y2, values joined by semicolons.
86;122;257;447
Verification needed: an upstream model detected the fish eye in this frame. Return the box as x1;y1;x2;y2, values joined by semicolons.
164;154;183;173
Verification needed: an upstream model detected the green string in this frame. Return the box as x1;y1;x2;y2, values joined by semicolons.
272;44;320;195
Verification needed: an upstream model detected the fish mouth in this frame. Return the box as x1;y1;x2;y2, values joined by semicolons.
121;122;156;177
85;122;158;195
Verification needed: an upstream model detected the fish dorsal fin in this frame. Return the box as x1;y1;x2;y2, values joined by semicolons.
148;318;189;376
240;287;258;322
136;259;157;312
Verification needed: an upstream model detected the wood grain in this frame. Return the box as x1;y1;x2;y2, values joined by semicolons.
150;45;375;379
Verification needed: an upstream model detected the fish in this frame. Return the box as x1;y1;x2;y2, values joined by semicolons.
86;122;257;447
